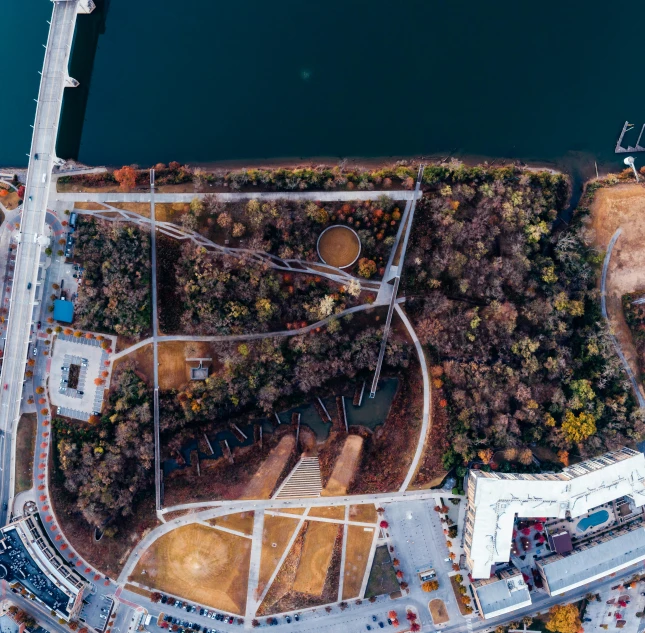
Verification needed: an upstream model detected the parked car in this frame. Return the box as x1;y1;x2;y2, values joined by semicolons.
285;616;291;623
294;614;300;622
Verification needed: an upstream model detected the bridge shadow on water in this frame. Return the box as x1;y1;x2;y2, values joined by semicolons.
56;0;111;162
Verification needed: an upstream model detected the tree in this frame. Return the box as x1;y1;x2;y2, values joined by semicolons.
545;604;582;633
562;410;597;443
57;250;64;257
150;592;161;603
380;520;389;528
358;257;377;278
36;386;44;394
422;580;439;592
94;378;105;386
114;165;137;190
396;570;404;579
410;624;421;632
392;558;400;566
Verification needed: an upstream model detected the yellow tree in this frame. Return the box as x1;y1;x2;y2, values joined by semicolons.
421;580;439;592
545;604;581;633
562;411;596;443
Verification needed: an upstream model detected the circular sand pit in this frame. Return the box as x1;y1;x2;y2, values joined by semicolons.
317;225;361;268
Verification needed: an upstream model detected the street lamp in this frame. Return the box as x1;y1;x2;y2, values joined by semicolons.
624;156;640;182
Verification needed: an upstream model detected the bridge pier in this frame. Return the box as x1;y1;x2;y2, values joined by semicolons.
77;0;96;14
65;76;79;88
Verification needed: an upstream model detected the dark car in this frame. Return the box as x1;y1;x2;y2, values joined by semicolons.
27;282;31;290
372;616;377;622
161;596;168;604
379;624;384;629
37;321;41;329
199;609;204;616
294;615;300;622
285;616;291;623
366;627;372;631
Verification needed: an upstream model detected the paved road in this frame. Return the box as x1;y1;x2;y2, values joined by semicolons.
0;0;79;524
53;190;420;203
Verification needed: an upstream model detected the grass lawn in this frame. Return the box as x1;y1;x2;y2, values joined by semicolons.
208;511;255;536
241;435;296;499
322;435;363;496
292;521;338;595
365;545;399;598
308;506;345;520
342;524;375;600
258;515;300;594
15;413;37;494
132;524;251;615
349;504;377;524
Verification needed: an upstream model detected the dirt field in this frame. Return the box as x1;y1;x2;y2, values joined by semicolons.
292;521;339;595
109;202;151;217
430;599;449;624
124;583;151;599
73;202;108;211
317;226;360;268
342;525;375;599
157;341;212;389
113;344;154;386
278;508;306;515
208;511;255;536
308;506;345;520
258;515;301;594
15;414;36;494
589;183;645;401
241;435;296;499
131;524;251;614
349;504;377;524
322;435;363;496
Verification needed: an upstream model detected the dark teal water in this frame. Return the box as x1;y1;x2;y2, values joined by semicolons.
3;1;645;176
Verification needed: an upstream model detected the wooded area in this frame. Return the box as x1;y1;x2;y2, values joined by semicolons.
53;362;153;528
73;219;151;338
405;167;643;467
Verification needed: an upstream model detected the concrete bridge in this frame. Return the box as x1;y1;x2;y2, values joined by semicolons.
0;0;93;525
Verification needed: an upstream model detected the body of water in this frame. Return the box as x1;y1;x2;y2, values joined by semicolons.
3;1;645;177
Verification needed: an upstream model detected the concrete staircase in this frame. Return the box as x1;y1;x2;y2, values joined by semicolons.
273;457;323;499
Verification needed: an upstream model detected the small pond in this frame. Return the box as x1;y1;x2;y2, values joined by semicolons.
163;378;398;473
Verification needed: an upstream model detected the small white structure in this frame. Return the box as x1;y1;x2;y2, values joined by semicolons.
464;447;645;579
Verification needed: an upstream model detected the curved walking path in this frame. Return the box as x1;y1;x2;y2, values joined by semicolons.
395;304;431;491
112;301;398;361
601;228;645;408
76;204;381;292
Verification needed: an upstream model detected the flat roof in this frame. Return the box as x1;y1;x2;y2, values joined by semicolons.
0;526;71;615
465;447;645;578
539;526;645;595
473;572;532;619
549;531;573;554
53;299;74;324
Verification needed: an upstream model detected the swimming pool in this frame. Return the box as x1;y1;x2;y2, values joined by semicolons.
577;509;609;532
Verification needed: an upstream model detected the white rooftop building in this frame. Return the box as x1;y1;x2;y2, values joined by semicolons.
472;568;532;619
464;447;645;579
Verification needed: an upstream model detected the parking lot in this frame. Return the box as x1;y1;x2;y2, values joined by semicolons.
49;334;112;420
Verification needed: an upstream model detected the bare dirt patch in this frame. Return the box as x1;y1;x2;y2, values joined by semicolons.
430;599;449;624
342;525;375;600
322;435;363;496
241;435;296;499
349;504;378;524
157;341;212;390
589;183;645;400
113;344;154;386
109;202;151;217
124;583;151;599
308;506;345;520
259;515;301;595
208;511;255;536
15;414;36;494
0;190;20;211
278;508;306;515
317;225;361;268
131;524;251;614
73;202;108;211
292;521;339;595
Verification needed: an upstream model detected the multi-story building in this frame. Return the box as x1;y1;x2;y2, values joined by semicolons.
0;511;86;621
464;447;645;579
